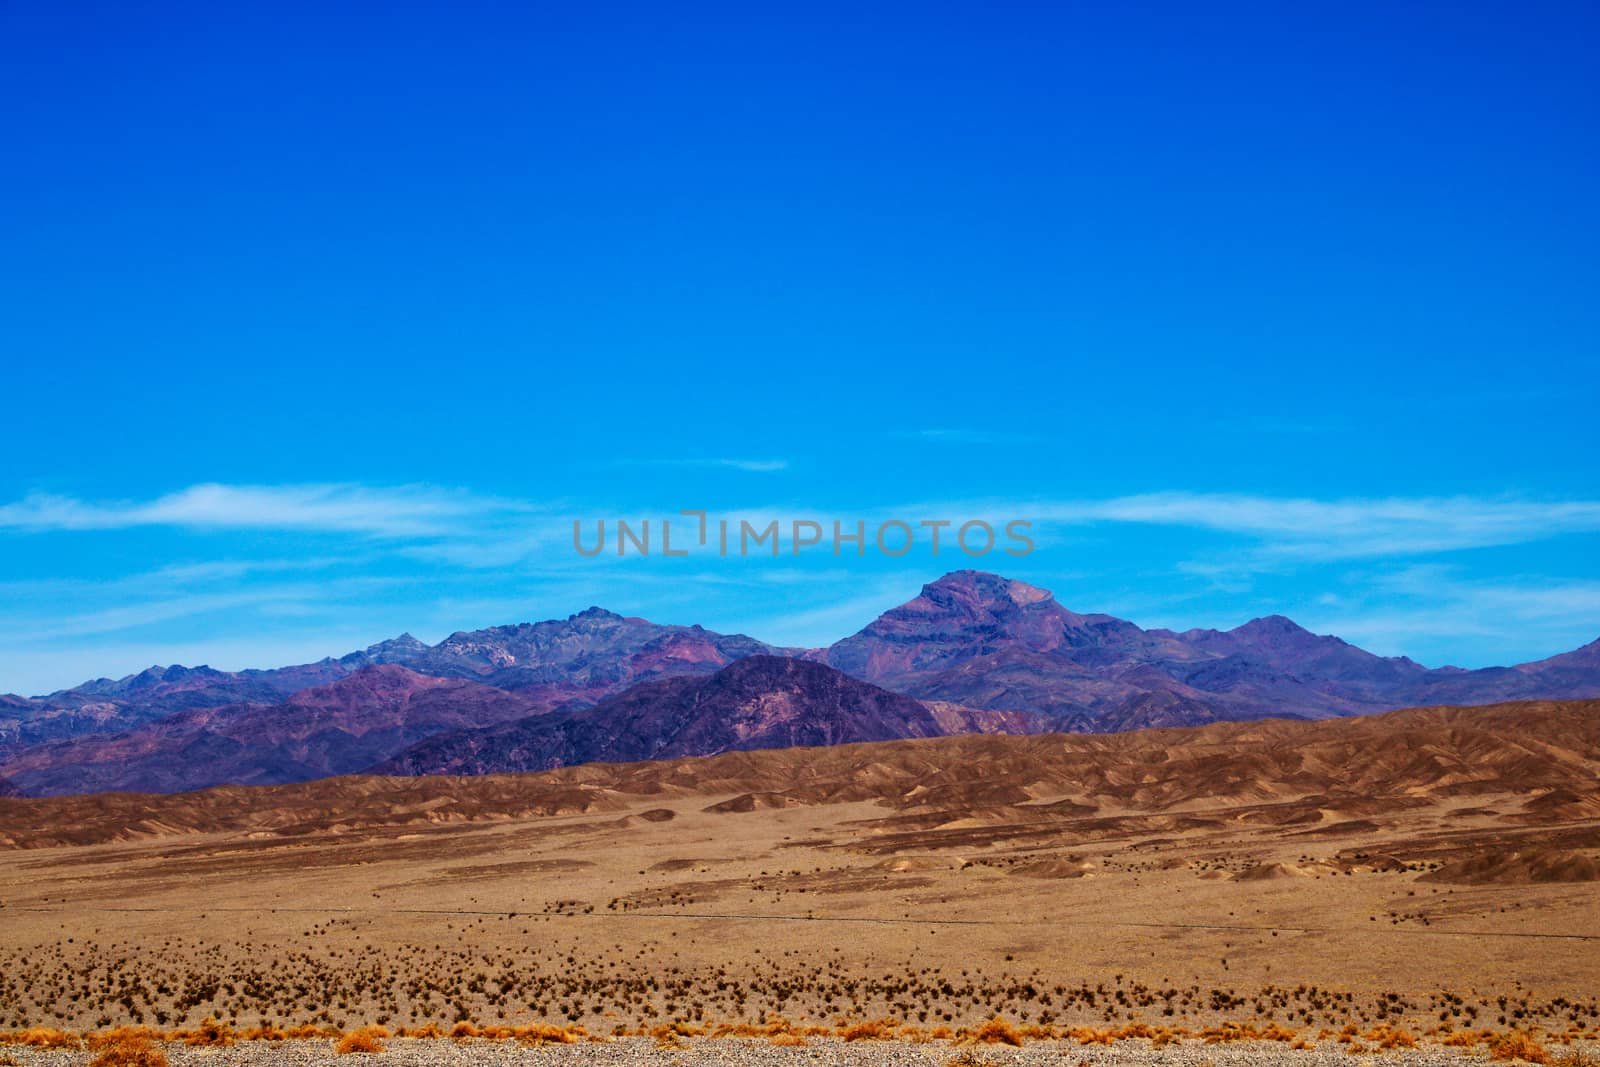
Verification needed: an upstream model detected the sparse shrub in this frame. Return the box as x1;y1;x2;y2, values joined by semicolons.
1367;1024;1416;1049
88;1035;167;1067
335;1026;388;1054
87;1028;162;1051
1443;1030;1491;1047
841;1018;900;1041
513;1024;578;1045
964;1017;1024;1046
1491;1031;1551;1064
182;1019;235;1048
238;1026;287;1042
650;1021;701;1047
1195;1021;1299;1045
769;1032;807;1046
2;1029;82;1050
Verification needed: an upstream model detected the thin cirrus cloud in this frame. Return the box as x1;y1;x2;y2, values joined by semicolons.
1025;492;1600;560
1;484;1597;566
622;458;790;473
0;576;408;644
0;483;536;539
706;458;789;473
1298;566;1600;660
0;483;1597;693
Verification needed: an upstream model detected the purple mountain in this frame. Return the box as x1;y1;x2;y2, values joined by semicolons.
0;608;781;760
2;571;1597;796
373;655;953;777
824;571;1600;728
0;665;546;796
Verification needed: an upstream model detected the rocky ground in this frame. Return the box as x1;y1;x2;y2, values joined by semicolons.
3;1037;1598;1067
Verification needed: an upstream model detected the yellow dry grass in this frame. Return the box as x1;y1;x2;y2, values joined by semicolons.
334;1026;389;1054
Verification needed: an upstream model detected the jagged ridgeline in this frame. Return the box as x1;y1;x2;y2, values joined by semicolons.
2;571;1598;795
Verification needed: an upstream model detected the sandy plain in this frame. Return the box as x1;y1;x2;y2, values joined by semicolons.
1;700;1597;1061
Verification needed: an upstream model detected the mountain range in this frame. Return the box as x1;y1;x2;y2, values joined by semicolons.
2;569;1596;797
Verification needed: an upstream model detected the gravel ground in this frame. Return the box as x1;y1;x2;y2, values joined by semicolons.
5;1038;1590;1067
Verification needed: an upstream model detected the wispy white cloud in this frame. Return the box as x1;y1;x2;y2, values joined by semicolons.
1024;492;1600;560
0;483;533;538
12;484;1594;563
2;482;1599;693
620;458;789;473
0;577;404;644
1300;565;1600;666
714;573;927;649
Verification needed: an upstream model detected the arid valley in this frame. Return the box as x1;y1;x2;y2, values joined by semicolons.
9;1;1600;1060
3;699;1598;1064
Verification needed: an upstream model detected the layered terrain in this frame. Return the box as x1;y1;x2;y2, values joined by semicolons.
826;572;1600;727
1;698;1597;1043
0;608;781;761
3;571;1598;796
373;655;952;777
0;665;547;796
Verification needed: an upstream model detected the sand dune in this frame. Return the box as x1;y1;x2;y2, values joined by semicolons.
1;698;1594;850
1;698;1597;1035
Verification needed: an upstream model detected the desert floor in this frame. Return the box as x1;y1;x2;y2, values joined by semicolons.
2;788;1598;1034
5;1036;1600;1067
2;707;1598;1053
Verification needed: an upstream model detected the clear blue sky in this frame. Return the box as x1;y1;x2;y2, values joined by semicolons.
2;2;1597;695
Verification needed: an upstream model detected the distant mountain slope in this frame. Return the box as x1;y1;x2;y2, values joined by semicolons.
365;608;782;687
0;662;354;759
374;655;949;776
3;571;1598;797
0;608;783;759
824;571;1600;729
0;665;546;796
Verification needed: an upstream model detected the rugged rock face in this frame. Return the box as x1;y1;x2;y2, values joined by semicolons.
0;609;783;759
0;663;353;759
374;656;947;776
371;608;782;689
824;570;1600;728
3;571;1598;796
0;665;547;796
826;571;1211;726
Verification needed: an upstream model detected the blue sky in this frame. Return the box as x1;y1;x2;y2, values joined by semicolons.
2;2;1597;695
